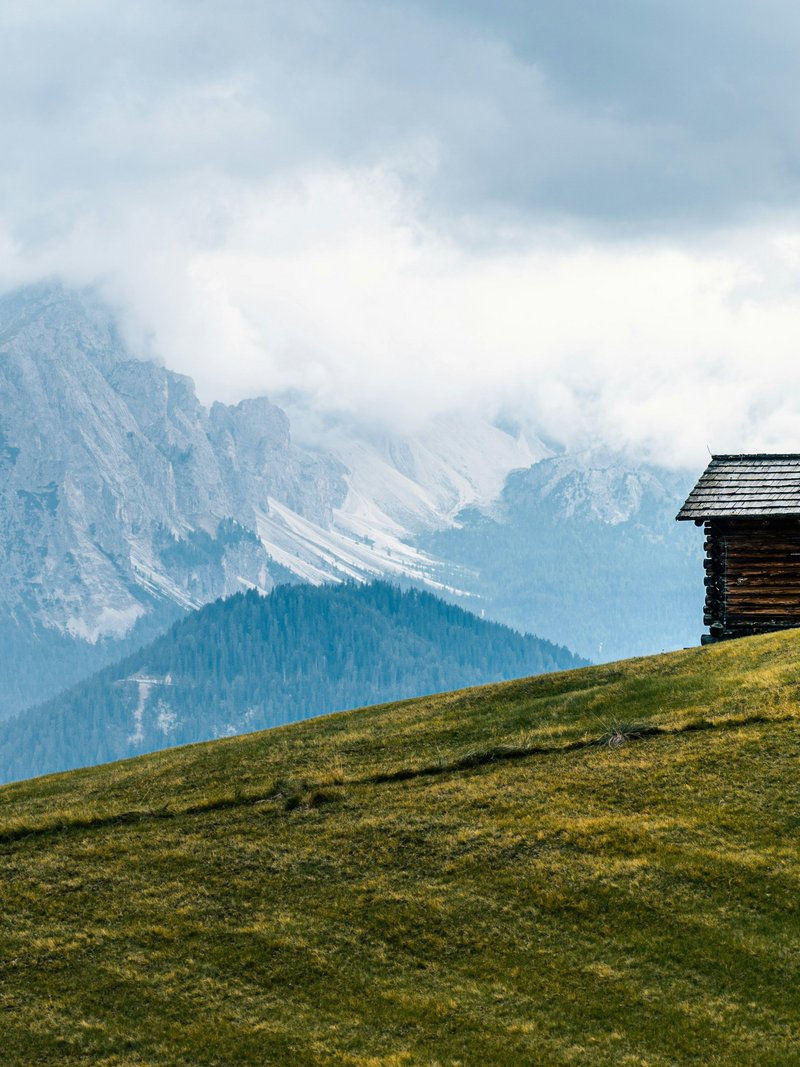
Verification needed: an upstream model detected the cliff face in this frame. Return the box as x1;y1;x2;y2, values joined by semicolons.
0;284;350;650
0;285;350;715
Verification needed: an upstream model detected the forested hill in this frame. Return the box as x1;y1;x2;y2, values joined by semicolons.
0;582;584;784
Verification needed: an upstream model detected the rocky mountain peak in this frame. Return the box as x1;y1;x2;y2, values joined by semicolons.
0;284;347;658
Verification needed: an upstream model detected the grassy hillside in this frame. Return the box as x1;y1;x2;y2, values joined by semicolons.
1;630;799;1065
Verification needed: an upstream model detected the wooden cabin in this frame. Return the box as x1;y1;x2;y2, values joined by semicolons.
678;454;800;643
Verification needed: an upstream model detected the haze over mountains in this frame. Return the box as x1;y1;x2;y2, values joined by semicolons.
0;282;701;720
426;452;701;661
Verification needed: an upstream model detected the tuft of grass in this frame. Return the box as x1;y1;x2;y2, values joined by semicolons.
270;777;339;811
590;720;661;747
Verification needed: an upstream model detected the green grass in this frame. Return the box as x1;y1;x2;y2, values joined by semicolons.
2;630;800;1065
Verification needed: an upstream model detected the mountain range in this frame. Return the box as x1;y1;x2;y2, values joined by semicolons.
0;281;702;719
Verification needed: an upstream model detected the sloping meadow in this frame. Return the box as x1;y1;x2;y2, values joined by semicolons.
1;631;799;1064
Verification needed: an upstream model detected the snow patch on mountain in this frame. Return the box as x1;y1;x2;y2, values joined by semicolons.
256;498;453;591
286;407;549;543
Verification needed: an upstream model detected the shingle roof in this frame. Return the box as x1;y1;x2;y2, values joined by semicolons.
677;454;800;520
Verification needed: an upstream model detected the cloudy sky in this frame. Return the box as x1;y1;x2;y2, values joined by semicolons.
4;1;800;465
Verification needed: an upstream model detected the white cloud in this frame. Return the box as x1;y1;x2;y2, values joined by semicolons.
9;166;798;469
3;2;800;470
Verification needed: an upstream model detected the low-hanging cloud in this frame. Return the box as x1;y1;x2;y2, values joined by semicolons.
3;1;800;469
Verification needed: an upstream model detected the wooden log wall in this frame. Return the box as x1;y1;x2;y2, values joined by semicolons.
702;517;800;642
702;520;725;642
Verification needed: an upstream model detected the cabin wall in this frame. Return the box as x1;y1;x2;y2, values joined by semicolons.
703;517;800;642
